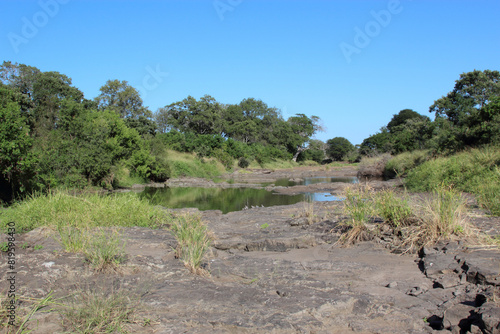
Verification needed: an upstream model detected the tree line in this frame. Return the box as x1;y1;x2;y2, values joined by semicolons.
358;70;500;156
0;61;323;202
1;61;498;203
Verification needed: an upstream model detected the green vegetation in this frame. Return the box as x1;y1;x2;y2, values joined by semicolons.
58;226;125;271
0;292;56;333
1;61;327;203
326;137;356;162
374;189;414;227
340;184;476;252
58;289;135;333
420;186;468;238
169;214;212;275
359;70;500;156
340;185;375;244
0;241;9;252
404;146;500;215
384;150;431;178
0;190;168;233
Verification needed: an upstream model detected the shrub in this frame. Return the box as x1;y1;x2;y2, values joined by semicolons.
358;153;392;178
238;157;251;168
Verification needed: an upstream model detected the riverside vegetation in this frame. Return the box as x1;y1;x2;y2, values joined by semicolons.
0;63;499;332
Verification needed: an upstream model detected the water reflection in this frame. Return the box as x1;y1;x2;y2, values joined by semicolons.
140;187;308;214
140;176;356;213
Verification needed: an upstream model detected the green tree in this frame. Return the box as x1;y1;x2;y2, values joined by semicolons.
359;127;392;156
429;69;500;149
390;117;434;153
0;84;36;201
96;79;152;119
326;137;355;161
387;109;429;133
0;62;86;136
286;114;322;161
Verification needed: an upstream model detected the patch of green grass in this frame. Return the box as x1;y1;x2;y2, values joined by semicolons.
170;214;212;275
59;289;134;334
57;225;126;271
374;189;414;227
0;292;56;333
385;150;431;178
0;242;8;252
339;185;375;244
0;190;171;233
421;185;468;239
405;146;500;215
165;150;226;178
343;185;375;227
260;223;269;229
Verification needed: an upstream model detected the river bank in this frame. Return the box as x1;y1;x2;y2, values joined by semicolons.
1;166;499;333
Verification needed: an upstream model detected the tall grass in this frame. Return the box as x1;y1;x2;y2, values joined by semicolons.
358;153;392;177
420;185;468;238
165;150;226;178
374;189;414;227
384;150;431;178
58;225;126;271
0;190;170;233
169;214;212;275
405;145;500;215
339;185;375;244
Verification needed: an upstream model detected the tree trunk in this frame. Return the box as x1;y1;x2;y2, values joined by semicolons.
292;146;305;162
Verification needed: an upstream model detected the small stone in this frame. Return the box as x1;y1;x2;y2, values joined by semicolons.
408;286;425;296
386;281;398;288
42;262;55;268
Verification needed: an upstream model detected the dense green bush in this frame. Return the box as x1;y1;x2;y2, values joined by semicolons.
238;157;251;168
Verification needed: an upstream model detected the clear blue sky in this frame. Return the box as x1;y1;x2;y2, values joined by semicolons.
1;0;499;145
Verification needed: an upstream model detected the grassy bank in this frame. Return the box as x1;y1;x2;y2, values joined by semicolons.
1;191;169;233
1;190;212;275
404;146;500;215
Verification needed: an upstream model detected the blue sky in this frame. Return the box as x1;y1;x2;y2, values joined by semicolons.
1;0;499;145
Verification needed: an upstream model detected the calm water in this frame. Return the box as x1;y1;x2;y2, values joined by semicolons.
273;176;358;187
139;177;356;213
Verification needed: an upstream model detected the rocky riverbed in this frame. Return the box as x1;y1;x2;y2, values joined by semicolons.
2;166;499;333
